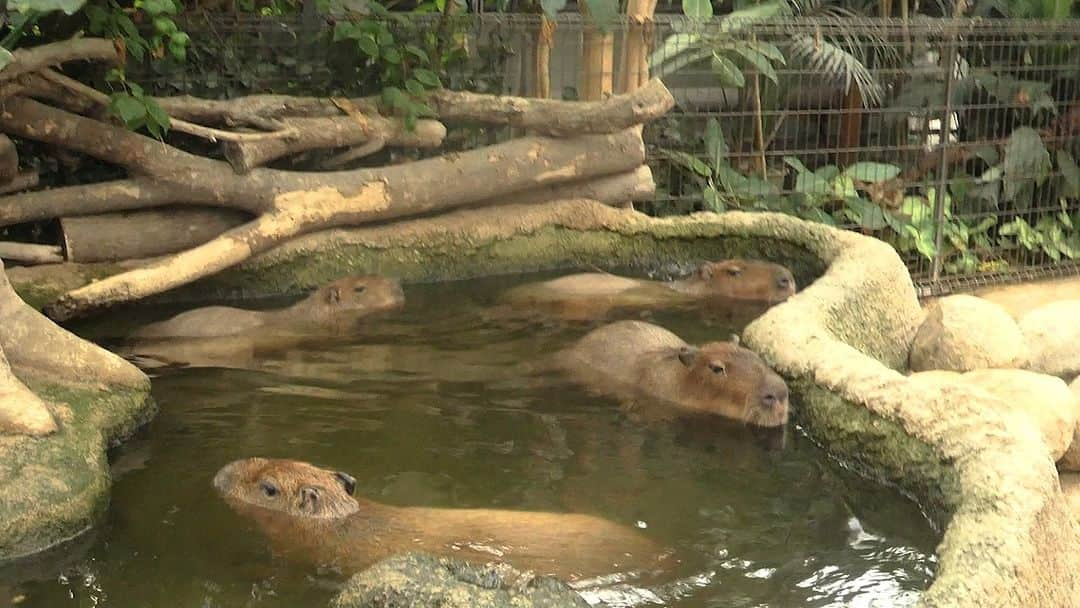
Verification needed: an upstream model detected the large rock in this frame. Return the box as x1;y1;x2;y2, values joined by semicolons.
1019;300;1080;379
910;295;1028;372
331;553;588;608
1061;473;1080;525
910;369;1076;461
1062;378;1080;471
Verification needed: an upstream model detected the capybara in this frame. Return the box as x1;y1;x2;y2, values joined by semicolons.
132;275;405;339
499;259;796;320
213;457;670;581
554;320;789;427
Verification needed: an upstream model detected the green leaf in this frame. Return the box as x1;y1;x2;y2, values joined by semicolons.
404;44;428;62
705;118;727;172
663;149;711;177
539;0;566;18
404;78;426;97
143;97;171;133
9;0;87;15
382;47;402;64
815;165;840;180
583;0;618;31
846;197;888;231
901;195;934;228
1002;127;1052;202
731;46;778;85
153;16;178;35
711;53;745;88
413;68;441;88
783;156;809;175
703;186;725;212
832;175;857;199
750;41;785;64
377;28;394;47
719;1;787;32
682;0;712;20
382;86;409;110
142;0;178;15
842;162;901;183
358;34;380;58
1058;149;1080;199
110;93;147;127
333;22;361;42
904;224;938;260
795;172;830;199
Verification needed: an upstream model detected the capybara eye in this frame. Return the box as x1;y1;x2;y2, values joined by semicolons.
708;363;726;375
261;482;279;497
726;267;741;277
354;286;366;294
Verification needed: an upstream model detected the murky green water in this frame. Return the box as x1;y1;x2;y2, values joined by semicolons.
3;273;938;607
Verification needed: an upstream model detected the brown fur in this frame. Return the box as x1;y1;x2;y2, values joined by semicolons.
214;458;671;581
555;321;789;427
499;259;796;320
132;275;405;339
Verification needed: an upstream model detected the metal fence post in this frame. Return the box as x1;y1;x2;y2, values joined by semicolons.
930;24;959;284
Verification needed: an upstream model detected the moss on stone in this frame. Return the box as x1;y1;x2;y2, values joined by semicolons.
0;380;154;560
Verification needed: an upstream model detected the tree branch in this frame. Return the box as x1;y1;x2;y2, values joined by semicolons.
0;38;119;83
0;180;182;227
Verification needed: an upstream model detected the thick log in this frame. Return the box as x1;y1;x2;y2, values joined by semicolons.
0;260;147;395
619;0;659;94
43;127;647;320
0;345;56;436
482;165;655;208
61;207;252;263
0;180;187;228
579;2;615;102
0;172;37;196
0;135;17;183
224;116;446;173
155;79;675;137
0;242;63;265
0;39;119;83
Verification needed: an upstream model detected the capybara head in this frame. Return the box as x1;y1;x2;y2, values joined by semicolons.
694;259;796;304
297;275;405;319
673;339;790;427
214;457;360;519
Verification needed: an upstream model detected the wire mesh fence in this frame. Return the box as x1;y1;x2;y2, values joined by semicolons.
136;12;1080;294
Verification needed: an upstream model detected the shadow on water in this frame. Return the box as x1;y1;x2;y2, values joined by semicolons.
12;271;938;607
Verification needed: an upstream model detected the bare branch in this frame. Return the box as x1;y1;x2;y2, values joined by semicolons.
0;242;63;265
0;38;119;83
0;180;181;227
321;137;388;169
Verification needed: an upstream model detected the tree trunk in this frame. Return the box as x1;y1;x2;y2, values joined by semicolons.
0;344;56;436
61;207;252;263
536;16;557;99
618;0;658;94
579;3;615;101
0;242;63;265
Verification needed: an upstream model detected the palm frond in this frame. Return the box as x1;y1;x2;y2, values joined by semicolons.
787;33;885;106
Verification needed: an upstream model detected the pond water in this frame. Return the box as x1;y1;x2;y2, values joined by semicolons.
4;272;938;607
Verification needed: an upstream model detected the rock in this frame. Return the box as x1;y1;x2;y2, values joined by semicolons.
1019;300;1080;379
331;553;589;608
1061;473;1080;525
1060;378;1080;472
909;295;1028;372
909;369;1076;461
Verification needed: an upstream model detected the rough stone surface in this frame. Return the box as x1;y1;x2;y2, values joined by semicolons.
331;553;588;608
1019;300;1080;379
739;210;1080;606
1061;378;1080;472
909;295;1028;373
0;262;154;560
1061;473;1080;525
911;369;1076;462
976;276;1080;318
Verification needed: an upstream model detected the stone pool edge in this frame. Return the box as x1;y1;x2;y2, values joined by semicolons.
0;379;155;561
7;199;1079;605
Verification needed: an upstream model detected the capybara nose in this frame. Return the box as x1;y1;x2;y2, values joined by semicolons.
760;383;789;409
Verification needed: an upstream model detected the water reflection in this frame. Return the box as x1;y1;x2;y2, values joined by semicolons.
13;274;937;607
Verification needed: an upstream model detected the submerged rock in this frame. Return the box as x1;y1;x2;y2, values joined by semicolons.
1019;300;1080;379
331;553;589;608
909;295;1028;372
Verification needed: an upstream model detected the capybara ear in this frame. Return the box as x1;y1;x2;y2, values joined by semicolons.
335;471;357;495
325;286;342;303
729;334;741;346
698;263;714;280
677;346;699;367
